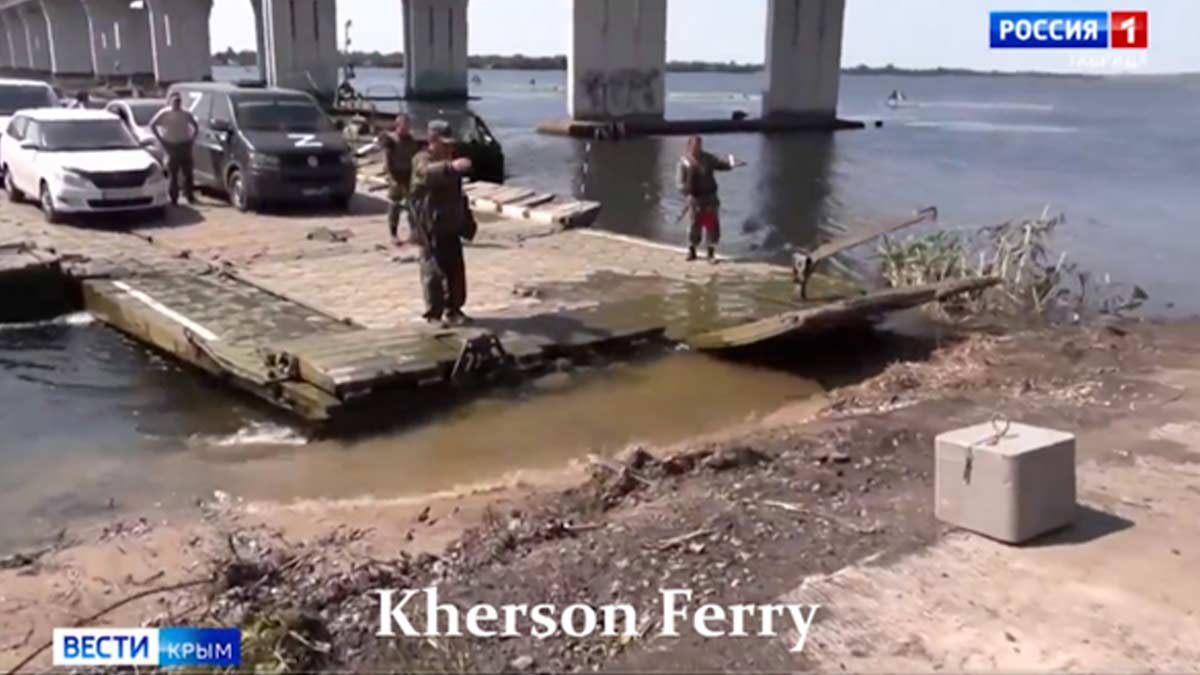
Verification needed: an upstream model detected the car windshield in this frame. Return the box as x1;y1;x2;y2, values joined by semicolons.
0;86;55;115
40;119;139;151
234;97;332;132
128;102;164;126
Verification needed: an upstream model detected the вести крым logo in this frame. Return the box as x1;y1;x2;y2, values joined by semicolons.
990;11;1148;49
52;627;241;668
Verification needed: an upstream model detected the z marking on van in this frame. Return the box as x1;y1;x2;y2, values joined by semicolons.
288;134;322;148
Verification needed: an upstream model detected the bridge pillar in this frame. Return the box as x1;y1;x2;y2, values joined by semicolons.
402;0;468;100
80;0;154;80
252;0;339;99
4;8;29;70
0;13;13;70
41;0;94;78
145;0;212;84
19;3;51;73
762;0;846;120
568;0;667;121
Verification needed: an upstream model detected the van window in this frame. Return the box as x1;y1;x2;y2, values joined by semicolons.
0;85;56;115
232;96;332;133
210;94;233;126
176;90;212;124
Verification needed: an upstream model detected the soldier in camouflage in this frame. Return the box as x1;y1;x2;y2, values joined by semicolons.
676;136;740;262
409;120;476;325
358;113;423;243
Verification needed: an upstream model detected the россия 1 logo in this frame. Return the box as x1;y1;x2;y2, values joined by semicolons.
990;11;1148;49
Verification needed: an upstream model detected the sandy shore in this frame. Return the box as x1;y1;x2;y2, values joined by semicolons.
4;318;1200;672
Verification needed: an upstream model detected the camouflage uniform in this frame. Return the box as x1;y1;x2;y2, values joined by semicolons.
676;151;735;249
409;149;475;320
378;131;423;239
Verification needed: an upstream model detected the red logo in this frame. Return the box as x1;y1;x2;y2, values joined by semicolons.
1110;11;1148;49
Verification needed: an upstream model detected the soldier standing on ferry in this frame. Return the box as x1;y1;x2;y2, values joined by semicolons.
409;120;476;325
358;113;422;243
676;135;741;262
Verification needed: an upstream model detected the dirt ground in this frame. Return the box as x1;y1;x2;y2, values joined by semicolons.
3;317;1200;673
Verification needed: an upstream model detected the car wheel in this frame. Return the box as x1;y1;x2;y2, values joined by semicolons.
333;193;353;211
40;183;62;224
4;168;24;203
228;169;252;212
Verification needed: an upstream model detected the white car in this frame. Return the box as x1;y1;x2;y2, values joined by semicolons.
0;79;58;174
105;98;167;163
1;108;168;223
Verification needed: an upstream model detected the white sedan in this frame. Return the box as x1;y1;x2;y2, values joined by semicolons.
1;108;168;223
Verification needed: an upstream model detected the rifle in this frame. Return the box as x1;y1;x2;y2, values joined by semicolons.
793;206;939;300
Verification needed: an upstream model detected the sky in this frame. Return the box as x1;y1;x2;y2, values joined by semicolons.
209;1;1197;74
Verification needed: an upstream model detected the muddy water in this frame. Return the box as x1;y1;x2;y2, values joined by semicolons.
0;316;825;554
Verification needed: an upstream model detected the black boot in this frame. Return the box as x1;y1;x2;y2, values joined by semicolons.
686;246;698;262
707;247;717;263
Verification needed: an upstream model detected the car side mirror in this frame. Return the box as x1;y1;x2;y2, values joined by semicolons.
210;119;232;133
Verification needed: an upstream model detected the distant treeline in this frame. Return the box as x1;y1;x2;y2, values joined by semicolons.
210;50;1100;78
842;63;1096;79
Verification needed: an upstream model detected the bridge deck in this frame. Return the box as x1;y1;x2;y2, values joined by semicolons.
0;183;969;425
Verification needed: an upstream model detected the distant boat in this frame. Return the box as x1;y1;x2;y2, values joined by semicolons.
886;90;911;108
471;74;482;85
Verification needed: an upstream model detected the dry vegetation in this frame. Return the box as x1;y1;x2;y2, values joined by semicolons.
877;208;1148;319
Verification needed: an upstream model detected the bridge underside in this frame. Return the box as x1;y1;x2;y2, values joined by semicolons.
0;0;849;134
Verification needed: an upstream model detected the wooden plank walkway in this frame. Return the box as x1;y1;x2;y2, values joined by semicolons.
0;186;976;425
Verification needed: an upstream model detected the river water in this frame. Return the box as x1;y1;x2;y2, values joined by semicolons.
1;69;1196;552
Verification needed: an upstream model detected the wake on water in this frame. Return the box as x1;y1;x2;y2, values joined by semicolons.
188;422;310;448
904;120;1079;134
916;100;1056;112
0;312;95;332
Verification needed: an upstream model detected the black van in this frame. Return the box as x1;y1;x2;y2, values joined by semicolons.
167;82;356;212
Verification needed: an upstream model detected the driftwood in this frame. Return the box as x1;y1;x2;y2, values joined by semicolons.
655;528;714;552
763;500;880;536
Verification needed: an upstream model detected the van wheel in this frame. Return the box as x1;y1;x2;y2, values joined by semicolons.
40;183;62;224
228;169;253;212
4;168;24;203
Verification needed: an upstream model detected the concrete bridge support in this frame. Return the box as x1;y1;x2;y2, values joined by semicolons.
568;0;667;121
762;0;846;120
145;0;212;84
81;0;154;79
41;0;93;78
402;0;468;100
252;0;339;99
20;3;51;73
0;13;14;69
5;7;30;70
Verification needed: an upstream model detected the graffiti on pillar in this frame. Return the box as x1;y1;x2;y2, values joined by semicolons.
580;68;661;118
